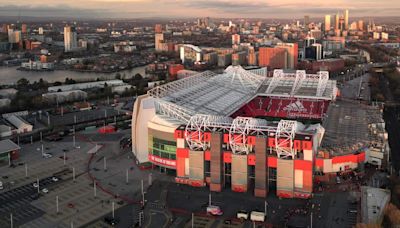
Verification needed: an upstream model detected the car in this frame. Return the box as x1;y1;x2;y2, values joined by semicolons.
52;177;59;182
336;176;341;184
67;203;75;208
30;193;39;200
43;153;52;159
0;181;3;190
104;216;119;226
250;211;265;222
33;182;39;188
117;200;124;205
237;210;249;221
42;188;49;194
207;205;223;216
223;219;232;225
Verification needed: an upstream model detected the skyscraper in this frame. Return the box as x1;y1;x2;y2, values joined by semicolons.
358;20;364;31
155;33;164;52
304;15;310;27
154;24;162;33
344;9;349;30
232;34;240;45
335;13;340;30
64;26;77;52
324;15;331;32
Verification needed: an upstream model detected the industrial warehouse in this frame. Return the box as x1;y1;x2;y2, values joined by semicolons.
131;65;388;199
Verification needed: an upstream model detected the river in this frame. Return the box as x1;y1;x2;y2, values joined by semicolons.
0;66;147;85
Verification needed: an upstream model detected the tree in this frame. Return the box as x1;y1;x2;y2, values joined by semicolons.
134;73;143;81
16;78;30;90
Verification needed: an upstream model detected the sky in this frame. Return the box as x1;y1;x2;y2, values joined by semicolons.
0;0;399;19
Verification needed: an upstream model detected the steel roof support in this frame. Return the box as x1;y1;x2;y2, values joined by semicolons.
316;71;329;97
291;70;306;96
275;120;297;159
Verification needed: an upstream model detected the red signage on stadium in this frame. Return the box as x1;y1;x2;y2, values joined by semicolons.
231;96;331;120
148;154;176;168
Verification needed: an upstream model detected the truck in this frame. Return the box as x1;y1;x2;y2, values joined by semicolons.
250;211;265;222
206;205;223;216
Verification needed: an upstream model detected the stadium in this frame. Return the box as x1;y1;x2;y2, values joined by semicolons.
131;65;384;199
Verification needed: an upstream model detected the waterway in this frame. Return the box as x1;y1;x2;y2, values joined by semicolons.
0;66;147;85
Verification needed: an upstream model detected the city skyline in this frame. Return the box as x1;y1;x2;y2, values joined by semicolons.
0;0;398;19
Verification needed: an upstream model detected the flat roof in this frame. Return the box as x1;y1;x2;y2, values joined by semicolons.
321;100;381;155
361;186;390;224
0;139;20;154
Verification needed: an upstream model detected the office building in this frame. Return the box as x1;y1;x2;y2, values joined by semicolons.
344;9;349;30
304;15;310;27
64;26;77;52
155;33;164;52
277;43;298;69
232;34;240;45
258;47;287;69
154;24;163;33
358;20;364;31
324;15;331;32
335;13;340;30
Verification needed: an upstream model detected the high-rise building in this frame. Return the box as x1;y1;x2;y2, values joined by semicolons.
7;29;21;43
312;43;323;60
324;15;331;32
304;15;310;27
155;33;164;52
335;13;340;30
344;9;349;30
21;24;27;34
258;47;287;69
277;43;298;69
358;20;364;31
304;37;316;48
232;34;240;45
154;24;162;33
247;46;257;66
38;27;44;35
64;26;77;52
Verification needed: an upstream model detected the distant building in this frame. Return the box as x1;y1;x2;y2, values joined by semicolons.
276;43;298;69
298;58;344;73
48;80;125;92
232;51;247;66
21;24;27;34
344;9;349;30
180;44;202;64
42;90;87;104
64;26;78;52
232;34;240;45
20;61;54;70
154;24;163;33
324;15;331;32
8;29;21;43
258;47;287;69
358;20;364;31
6;115;32;134
155;33;164;52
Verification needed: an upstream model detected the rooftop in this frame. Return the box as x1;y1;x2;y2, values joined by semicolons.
321;100;383;156
0;139;20;154
148;66;337;122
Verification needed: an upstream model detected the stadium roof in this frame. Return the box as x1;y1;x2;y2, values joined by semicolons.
148;66;337;122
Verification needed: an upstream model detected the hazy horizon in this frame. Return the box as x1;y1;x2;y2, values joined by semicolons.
0;0;399;19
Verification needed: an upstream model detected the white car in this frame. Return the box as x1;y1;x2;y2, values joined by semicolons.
51;177;59;182
33;182;39;188
0;181;3;190
42;188;49;194
237;210;248;221
250;211;265;222
43;153;52;159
